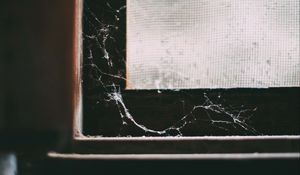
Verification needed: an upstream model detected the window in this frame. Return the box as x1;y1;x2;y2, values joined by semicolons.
71;0;299;154
1;1;298;173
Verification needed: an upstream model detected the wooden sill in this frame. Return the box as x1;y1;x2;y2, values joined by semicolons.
48;152;300;160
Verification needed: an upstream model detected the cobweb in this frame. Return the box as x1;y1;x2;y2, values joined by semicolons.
82;1;260;137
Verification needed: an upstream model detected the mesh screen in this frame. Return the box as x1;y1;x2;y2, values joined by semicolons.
127;0;299;89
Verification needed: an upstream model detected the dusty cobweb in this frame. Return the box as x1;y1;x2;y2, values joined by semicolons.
82;1;260;137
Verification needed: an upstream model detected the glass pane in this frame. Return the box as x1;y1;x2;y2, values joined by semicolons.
82;0;300;137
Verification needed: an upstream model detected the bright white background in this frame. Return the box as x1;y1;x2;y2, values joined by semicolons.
127;0;299;89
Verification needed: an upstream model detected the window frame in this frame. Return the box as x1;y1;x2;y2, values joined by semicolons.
71;0;300;156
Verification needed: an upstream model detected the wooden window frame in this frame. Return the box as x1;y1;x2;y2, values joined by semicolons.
69;0;300;157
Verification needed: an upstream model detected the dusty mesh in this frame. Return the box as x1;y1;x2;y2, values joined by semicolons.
127;0;300;89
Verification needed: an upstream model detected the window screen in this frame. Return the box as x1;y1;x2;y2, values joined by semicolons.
127;0;300;89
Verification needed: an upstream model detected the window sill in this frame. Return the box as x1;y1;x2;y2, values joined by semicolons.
48;152;300;160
